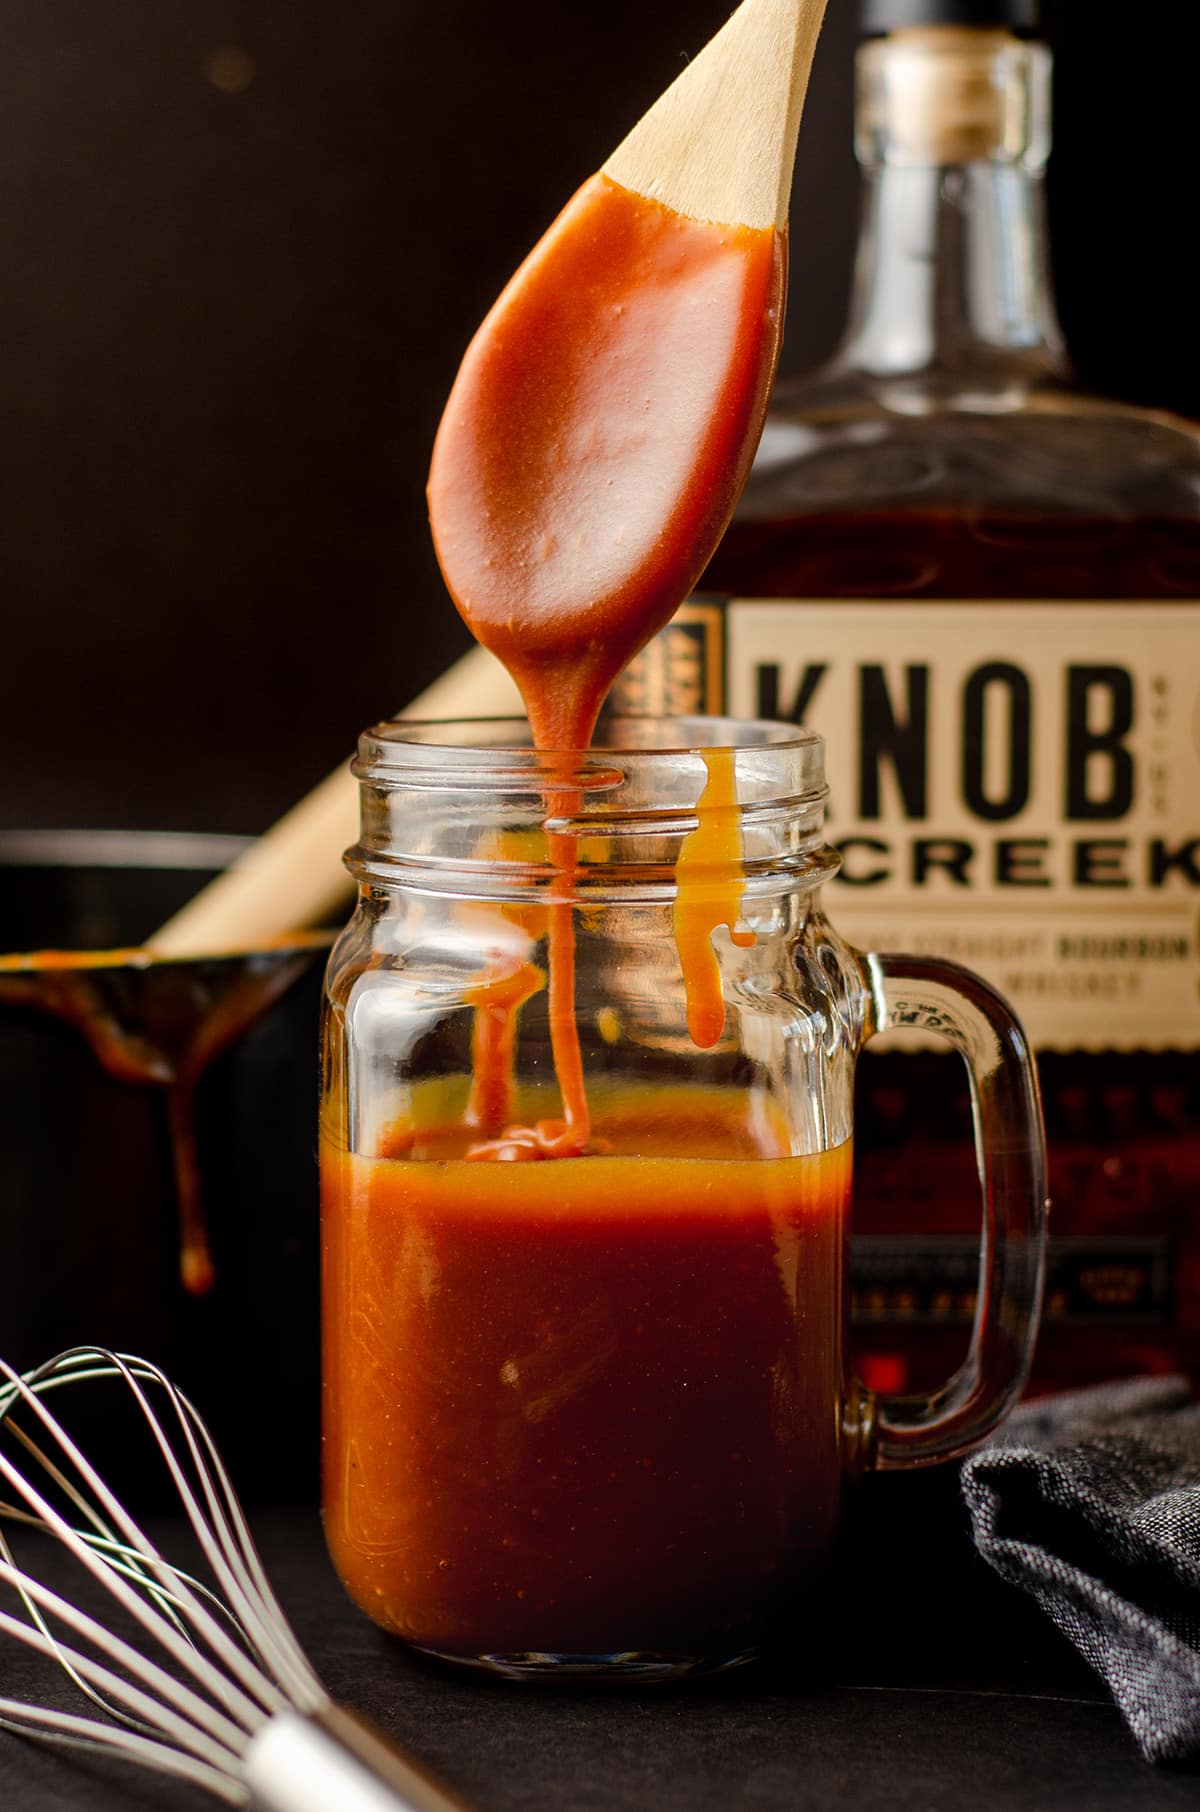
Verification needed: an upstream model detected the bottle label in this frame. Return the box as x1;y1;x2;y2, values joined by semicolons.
614;599;1200;1051
852;1234;1171;1327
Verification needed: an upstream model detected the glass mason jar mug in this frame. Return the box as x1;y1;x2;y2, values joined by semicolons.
321;716;1047;1681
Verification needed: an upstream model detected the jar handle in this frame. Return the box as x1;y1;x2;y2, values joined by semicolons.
858;952;1049;1469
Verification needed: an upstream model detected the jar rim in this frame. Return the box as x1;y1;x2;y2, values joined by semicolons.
347;714;835;897
355;713;824;781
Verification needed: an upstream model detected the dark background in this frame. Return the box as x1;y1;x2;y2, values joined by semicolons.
0;0;1195;836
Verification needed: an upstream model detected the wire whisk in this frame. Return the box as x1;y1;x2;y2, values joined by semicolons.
0;1347;471;1812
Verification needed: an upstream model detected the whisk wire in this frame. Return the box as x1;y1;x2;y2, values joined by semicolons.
2;1416;177;1609
0;1591;249;1772
52;1348;322;1705
0;1518;171;1744
0;1416;216;1734
0;1505;247;1636
0;1346;469;1812
1;1356;255;1654
0;1697;247;1805
30;1352;298;1715
114;1353;324;1708
0;1364;275;1735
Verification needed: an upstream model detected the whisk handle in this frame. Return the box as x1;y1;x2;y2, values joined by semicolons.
243;1705;476;1812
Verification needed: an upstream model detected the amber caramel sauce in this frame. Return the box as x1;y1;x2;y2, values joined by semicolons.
322;1086;851;1659
674;747;757;1048
0;936;328;1292
427;171;783;1146
428;173;784;755
322;142;807;1661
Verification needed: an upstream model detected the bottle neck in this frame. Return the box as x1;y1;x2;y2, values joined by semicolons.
836;28;1067;398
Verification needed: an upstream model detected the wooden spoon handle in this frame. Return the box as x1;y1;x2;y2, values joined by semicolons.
604;0;828;229
149;646;520;957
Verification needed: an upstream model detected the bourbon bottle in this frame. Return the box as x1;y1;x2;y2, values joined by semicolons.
613;0;1200;1392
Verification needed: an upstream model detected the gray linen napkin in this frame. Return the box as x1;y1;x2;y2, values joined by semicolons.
961;1375;1200;1763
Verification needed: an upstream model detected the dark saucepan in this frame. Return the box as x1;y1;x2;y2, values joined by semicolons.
0;831;333;1501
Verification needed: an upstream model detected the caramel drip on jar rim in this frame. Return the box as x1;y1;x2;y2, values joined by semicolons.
673;748;756;1050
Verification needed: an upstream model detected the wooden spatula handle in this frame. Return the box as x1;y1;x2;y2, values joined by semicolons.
149;646;520;957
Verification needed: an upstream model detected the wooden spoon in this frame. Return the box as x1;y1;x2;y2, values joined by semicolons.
428;0;828;752
605;0;826;234
152;0;828;958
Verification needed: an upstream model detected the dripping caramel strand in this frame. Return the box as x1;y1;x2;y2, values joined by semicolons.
673;748;756;1050
428;172;783;1161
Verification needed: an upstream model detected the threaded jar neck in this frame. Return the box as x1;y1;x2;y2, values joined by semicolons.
347;716;838;904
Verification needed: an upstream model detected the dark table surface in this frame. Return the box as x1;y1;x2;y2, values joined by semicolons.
1;1469;1196;1812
